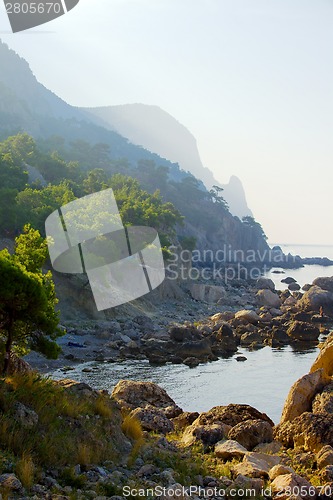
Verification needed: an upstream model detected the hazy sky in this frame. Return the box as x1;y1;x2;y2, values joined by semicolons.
0;0;332;245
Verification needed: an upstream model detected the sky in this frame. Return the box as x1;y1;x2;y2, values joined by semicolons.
0;0;332;245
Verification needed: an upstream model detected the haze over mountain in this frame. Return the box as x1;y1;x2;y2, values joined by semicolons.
85;104;253;218
0;40;181;173
0;38;269;260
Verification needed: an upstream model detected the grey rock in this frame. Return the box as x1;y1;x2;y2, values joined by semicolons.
0;473;22;490
13;402;38;428
214;439;247;460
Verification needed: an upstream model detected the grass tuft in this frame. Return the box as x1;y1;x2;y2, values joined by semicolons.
16;452;35;488
121;414;143;442
93;395;113;418
0;373;124;468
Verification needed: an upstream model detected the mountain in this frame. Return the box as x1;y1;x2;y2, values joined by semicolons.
0;40;83;135
222;175;253;218
84;103;253;218
0;38;269;259
83;103;213;182
0;40;182;173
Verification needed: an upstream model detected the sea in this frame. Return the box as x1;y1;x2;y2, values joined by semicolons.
264;243;333;290
51;243;333;424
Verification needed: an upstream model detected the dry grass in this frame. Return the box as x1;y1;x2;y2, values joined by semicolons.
16;452;35;488
94;395;113;418
0;373;123;469
121;414;143;442
121;413;145;467
77;443;92;466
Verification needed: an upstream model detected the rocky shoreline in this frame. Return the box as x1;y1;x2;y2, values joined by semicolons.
2;333;333;499
1;276;333;499
25;275;333;374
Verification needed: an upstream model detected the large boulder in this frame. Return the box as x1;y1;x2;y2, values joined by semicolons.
310;337;333;379
282;277;297;285
286;321;320;342
316;445;333;469
299;285;333;314
289;282;301;291
209;324;238;355
269;464;295;480
190;404;274;428
56;379;98;398
275;412;333;452
312;383;333;414
280;369;326;424
130;406;174;435
169;325;201;343
235;310;261;324
190;284;226;304
214;439;248;460
182;423;229;447
177;339;213;360
233;452;280;478
8;353;34;375
228;419;273;450
181;404;273;447
111;380;182;417
240;331;263;347
255;278;275;291
256;289;281;308
312;276;333;293
271;473;315;500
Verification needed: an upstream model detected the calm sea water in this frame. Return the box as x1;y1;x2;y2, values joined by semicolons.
50;244;332;425
51;344;321;424
265;244;333;290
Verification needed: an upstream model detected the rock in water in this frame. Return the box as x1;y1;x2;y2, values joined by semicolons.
287;321;320;341
299;285;333;313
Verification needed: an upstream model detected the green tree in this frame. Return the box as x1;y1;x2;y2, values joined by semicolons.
0;226;61;374
0;152;28;190
209;185;229;210
109;174;183;248
0;133;38;165
242;216;268;240
16;182;76;234
83;168;109;194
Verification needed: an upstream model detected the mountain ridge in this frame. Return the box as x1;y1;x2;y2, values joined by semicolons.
0;38;269;259
84;103;253;218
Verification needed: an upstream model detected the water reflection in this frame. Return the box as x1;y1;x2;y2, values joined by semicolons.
51;345;319;424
